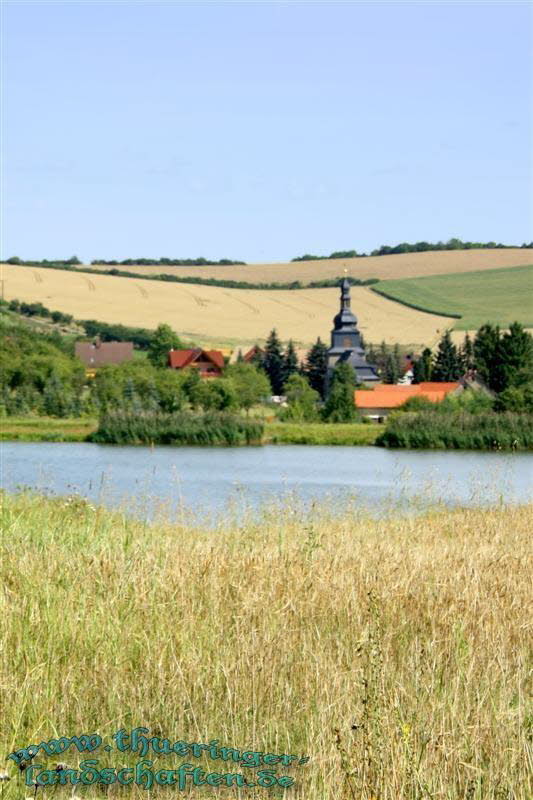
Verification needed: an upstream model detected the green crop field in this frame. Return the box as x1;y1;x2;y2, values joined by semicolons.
372;264;533;330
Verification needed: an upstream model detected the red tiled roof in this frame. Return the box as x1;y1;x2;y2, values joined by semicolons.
203;350;225;369
168;348;225;370
168;349;199;369
355;382;460;409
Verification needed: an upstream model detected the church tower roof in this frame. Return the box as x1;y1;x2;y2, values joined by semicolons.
333;276;358;331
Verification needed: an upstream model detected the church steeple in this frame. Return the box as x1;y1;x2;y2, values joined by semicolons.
326;276;379;385
333;277;359;332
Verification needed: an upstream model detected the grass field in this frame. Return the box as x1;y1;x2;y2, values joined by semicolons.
0;416;97;441
1;492;531;799
1;417;380;446
264;421;381;445
82;248;533;283
373;264;533;330
1;263;452;348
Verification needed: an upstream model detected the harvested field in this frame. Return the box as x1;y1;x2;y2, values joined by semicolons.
81;248;533;283
1;264;452;348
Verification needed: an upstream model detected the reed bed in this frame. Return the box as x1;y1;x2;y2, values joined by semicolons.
1;492;531;799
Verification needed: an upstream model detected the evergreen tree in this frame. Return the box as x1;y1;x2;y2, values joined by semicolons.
432;330;462;381
393;343;403;376
323;361;358;422
236;349;244;363
460;333;475;372
283;340;299;385
383;353;400;384
412;347;433;383
262;328;285;394
303;337;328;399
473;324;500;388
377;340;388;373
493;322;533;392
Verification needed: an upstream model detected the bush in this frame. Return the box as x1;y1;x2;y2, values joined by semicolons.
90;411;264;446
376;411;533;450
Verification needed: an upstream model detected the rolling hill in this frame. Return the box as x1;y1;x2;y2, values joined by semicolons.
1;263;452;349
372;264;533;330
82;248;533;284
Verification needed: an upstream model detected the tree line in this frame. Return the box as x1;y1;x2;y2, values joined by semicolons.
5;256;246;266
292;238;533;261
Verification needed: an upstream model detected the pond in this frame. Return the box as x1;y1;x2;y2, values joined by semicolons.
2;441;532;523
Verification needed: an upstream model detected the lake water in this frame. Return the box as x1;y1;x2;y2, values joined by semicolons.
2;441;532;523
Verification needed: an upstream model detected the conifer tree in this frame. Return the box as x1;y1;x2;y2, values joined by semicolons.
283;340;299;386
493;322;533;392
432;330;462;381
262;328;285;394
460;333;475;372
303;337;328;399
412;347;433;383
383;353;400;384
473;324;501;388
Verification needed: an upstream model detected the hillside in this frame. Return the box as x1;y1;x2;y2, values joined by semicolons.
1;263;451;348
373;264;533;330
81;248;533;284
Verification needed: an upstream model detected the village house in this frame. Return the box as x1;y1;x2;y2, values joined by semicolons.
168;348;225;378
75;339;134;377
354;382;462;421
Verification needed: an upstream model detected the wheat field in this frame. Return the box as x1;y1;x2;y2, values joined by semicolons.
1;264;452;347
1;492;531;799
84;248;533;283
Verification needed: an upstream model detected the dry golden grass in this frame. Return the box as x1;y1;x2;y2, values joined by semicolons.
1;264;451;348
85;248;533;283
1;492;532;799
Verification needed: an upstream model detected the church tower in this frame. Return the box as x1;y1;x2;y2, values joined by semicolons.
327;278;379;384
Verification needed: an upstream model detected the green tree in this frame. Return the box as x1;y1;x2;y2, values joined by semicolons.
262;329;285;394
190;379;236;411
460;333;475;372
155;370;187;412
323;361;358;422
494;383;533;412
412;347;433;383
303;337;328;399
383;354;400;384
280;373;320;422
147;323;183;368
43;372;72;417
473;323;500;388
432;330;462;381
493;322;533;392
283;340;299;385
225;363;271;413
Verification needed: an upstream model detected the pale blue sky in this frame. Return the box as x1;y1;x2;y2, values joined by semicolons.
2;0;532;263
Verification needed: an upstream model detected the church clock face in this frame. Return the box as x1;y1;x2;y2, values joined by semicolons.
343;337;352;347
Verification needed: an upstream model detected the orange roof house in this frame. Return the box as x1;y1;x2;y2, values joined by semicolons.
355;382;461;418
168;348;225;378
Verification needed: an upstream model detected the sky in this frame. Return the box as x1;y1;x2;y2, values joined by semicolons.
2;0;532;263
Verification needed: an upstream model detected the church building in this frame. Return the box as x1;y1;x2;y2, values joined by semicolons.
327;278;379;385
